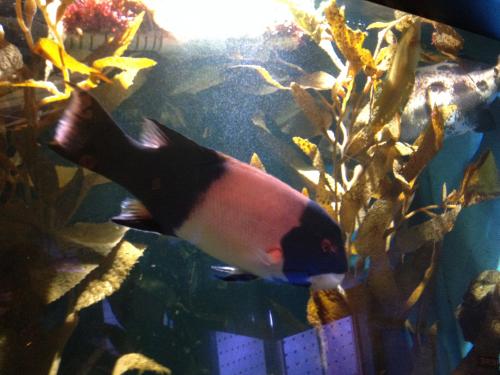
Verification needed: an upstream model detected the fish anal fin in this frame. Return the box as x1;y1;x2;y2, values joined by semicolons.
211;265;259;282
112;198;162;233
218;274;259;282
140;118;170;149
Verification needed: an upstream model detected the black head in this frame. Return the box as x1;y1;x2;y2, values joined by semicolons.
281;200;347;286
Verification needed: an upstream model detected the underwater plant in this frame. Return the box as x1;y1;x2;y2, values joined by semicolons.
180;0;497;372
0;0;167;374
1;0;498;373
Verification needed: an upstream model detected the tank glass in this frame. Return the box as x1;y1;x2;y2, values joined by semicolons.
0;1;499;374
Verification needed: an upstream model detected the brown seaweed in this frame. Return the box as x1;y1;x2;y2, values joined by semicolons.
1;1;497;373
252;1;498;372
112;353;171;375
0;1;165;373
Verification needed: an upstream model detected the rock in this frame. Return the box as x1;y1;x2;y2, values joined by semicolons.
454;270;499;374
457;270;500;344
0;25;23;82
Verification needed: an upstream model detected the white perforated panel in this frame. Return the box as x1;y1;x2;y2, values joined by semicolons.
212;316;360;375
283;328;323;375
215;332;267;375
322;316;359;375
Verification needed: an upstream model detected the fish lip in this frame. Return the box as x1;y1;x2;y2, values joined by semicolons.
308;272;345;291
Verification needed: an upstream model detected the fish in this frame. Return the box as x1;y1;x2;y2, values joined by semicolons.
50;89;348;290
400;58;500;141
353;58;500;142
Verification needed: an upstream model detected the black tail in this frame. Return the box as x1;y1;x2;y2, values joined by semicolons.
50;89;131;176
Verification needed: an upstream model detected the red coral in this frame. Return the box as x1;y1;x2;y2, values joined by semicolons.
63;0;146;34
265;21;305;39
263;21;307;50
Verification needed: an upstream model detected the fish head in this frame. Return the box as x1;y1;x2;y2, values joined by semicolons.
281;201;347;289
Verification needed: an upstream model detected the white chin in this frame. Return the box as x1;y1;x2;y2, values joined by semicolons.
309;273;345;291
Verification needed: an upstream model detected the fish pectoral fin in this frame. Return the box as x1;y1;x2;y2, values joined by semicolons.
211;265;259;282
140;118;171;148
264;246;283;266
112;198;162;233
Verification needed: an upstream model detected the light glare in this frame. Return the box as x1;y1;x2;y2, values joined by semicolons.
143;0;298;41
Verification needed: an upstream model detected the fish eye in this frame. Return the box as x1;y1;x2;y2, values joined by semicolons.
320;238;336;253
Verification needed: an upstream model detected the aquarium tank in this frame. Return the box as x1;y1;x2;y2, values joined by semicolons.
0;0;499;374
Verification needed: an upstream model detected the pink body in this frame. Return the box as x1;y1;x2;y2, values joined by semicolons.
176;156;308;280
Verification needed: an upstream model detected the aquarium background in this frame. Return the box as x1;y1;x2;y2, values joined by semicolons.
0;0;499;374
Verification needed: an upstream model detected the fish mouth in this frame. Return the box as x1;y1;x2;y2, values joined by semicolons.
308;273;345;291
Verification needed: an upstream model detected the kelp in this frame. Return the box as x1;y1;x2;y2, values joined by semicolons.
0;139;150;373
290;82;333;133
112;353;171;375
324;0;376;77
454;150;500;206
224;1;497;372
0;1;162;373
307;289;350;325
249;152;266;172
2;1;156;106
394;207;461;255
1;1;496;373
368;20;421;134
74;241;145;311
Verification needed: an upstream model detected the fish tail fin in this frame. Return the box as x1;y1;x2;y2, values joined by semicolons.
50;89;129;175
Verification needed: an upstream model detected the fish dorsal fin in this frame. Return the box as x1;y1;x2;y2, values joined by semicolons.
140;118;171;149
112;198;162;233
139;118;224;169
